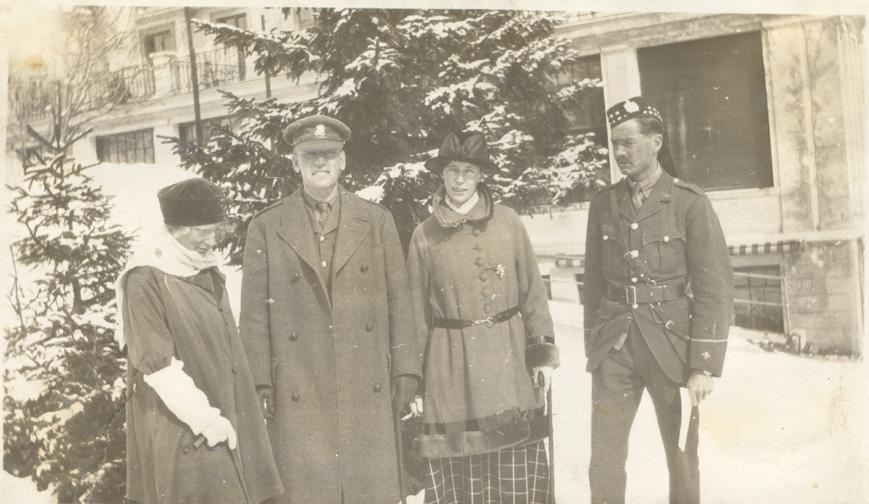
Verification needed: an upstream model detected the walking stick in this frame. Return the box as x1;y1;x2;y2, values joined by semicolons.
547;380;556;504
393;403;408;504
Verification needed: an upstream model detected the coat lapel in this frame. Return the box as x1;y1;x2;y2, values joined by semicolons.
276;190;330;299
634;171;673;222
331;188;370;282
616;179;636;221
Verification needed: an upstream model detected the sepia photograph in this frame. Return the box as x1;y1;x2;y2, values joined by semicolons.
1;0;866;502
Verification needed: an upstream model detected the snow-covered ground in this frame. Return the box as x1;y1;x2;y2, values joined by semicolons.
4;163;867;502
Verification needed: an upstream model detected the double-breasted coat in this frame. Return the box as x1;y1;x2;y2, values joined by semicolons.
583;171;733;383
407;186;559;459
239;186;421;504
124;266;284;504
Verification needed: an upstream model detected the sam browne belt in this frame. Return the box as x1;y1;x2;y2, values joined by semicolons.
606;283;687;306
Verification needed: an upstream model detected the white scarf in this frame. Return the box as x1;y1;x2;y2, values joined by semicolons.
113;226;222;348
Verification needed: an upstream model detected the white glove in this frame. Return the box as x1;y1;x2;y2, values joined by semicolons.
144;357;234;446
201;415;238;449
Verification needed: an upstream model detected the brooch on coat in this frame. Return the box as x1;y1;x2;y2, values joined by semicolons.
486;263;506;279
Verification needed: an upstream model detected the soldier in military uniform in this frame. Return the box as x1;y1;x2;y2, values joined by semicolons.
239;115;421;504
583;97;733;504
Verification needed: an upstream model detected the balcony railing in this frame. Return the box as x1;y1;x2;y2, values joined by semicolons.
169;47;247;94
11;48;249;121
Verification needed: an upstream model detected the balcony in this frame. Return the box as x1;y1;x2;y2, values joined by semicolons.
11;48;249;122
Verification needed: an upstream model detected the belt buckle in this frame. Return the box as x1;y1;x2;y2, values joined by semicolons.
625;286;637;306
474;316;495;327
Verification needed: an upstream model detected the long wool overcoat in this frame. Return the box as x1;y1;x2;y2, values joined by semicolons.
407;187;560;459
240;187;421;504
124;266;284;504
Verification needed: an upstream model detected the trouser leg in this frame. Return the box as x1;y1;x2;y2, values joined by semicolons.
636;335;700;504
589;341;643;504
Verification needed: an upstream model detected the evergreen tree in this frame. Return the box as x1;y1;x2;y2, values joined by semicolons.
168;8;608;262
4;131;133;502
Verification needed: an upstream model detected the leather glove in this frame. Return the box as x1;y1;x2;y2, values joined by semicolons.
391;375;418;416
201;415;238;449
256;386;275;421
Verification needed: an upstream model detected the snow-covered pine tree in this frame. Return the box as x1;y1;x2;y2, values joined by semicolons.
167;8;608;261
4;133;133;502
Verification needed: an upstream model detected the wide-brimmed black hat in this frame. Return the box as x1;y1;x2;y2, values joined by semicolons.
424;132;499;173
158;178;225;226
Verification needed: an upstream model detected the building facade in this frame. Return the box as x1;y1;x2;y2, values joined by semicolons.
6;9;865;354
530;13;864;355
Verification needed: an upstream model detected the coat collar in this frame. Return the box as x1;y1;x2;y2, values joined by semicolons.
276;186;370;301
432;183;494;228
616;170;674;222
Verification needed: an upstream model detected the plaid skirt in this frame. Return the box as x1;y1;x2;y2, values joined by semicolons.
423;440;552;504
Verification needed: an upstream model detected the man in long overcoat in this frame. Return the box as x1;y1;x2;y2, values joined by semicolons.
239;115;421;504
583;97;733;504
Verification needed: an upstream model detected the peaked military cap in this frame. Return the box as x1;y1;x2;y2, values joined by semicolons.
158;178;225;226
424;132;498;173
607;96;664;128
282;114;351;149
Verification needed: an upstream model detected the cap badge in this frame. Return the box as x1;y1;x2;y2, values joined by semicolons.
623;100;640;113
314;124;326;138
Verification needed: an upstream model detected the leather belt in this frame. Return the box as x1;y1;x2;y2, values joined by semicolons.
606;283;686;306
433;306;520;329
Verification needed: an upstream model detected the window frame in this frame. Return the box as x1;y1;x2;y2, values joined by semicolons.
95;128;156;164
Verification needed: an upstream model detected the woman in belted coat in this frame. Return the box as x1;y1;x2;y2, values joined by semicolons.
407;132;560;504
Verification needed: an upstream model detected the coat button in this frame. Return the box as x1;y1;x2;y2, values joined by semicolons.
473;243;483;251
373;383;382;393
360;264;369;272
472;228;481;236
630;250;639;258
481;288;491;297
291;273;301;283
365;322;374;332
291;393;301;402
631;277;638;284
475;257;485;267
483;304;493;313
183;447;190;454
289;332;298;341
479;271;489;281
664;236;670;242
602;235;609;241
630;222;639;230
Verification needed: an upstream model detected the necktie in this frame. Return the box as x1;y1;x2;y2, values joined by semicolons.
315;201;331;229
631;183;645;210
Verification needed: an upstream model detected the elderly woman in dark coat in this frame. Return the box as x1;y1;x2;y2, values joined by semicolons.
115;178;283;504
407;133;561;504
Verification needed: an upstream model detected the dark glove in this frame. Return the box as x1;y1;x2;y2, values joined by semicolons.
256;386;274;422
391;375;418;416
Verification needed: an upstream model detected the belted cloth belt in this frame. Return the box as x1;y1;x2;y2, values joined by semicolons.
606;283;687;305
433;306;520;329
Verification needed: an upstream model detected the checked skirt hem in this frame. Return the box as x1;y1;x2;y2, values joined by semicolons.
423;439;552;504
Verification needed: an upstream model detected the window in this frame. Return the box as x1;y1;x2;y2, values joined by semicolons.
143;30;175;56
215;13;247;80
178;116;239;145
733;265;784;332
638;32;773;191
555;55;607;141
96;129;155;164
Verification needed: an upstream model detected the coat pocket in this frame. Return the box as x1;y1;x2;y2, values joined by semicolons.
641;226;686;274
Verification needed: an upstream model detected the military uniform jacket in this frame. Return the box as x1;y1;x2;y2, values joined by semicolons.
583;171;733;384
239;186;421;504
